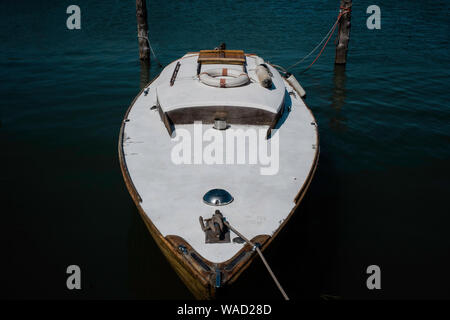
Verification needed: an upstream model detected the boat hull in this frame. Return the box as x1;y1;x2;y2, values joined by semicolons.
118;59;320;299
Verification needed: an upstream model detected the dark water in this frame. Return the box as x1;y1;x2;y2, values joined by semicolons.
1;1;449;299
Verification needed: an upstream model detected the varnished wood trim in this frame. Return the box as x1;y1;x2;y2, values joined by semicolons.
166;234;270;288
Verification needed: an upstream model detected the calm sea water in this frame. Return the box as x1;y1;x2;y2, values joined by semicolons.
1;1;449;299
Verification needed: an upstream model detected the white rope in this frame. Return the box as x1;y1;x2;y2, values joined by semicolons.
223;220;289;300
137;33;163;67
286;17;339;71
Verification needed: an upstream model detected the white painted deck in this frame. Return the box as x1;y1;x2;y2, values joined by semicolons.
123;53;318;263
152;55;285;114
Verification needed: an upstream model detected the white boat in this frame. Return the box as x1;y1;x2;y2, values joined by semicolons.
119;49;319;299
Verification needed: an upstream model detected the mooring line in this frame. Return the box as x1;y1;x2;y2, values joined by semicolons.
137;33;163;67
223;220;289;300
298;14;341;74
286;19;338;72
286;8;350;73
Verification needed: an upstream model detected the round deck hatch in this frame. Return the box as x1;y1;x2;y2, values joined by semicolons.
203;189;234;206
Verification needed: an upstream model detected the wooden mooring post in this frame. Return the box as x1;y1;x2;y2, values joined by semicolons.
335;0;352;65
140;60;150;89
136;0;150;61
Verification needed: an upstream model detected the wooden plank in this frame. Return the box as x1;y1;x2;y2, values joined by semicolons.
198;50;246;65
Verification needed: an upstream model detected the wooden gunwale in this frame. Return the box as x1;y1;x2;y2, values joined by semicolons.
118;57;320;299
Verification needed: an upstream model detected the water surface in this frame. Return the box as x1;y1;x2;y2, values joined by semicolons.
1;0;449;299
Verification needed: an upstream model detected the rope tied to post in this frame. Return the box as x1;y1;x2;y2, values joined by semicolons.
137;32;163;67
285;7;350;74
339;6;352;15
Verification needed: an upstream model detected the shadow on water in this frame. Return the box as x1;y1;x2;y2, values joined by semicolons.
329;65;347;133
127;203;194;299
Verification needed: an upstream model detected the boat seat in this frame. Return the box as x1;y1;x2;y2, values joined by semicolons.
197;50;246;65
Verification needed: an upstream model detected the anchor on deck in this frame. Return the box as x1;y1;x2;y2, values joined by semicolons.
199;210;230;244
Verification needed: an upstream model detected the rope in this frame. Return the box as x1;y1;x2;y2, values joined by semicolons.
298;13;341;74
223;220;290;300
137;33;163;67
286;18;338;71
287;7;351;74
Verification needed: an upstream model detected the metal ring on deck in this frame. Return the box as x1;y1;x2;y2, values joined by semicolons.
199;68;249;88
